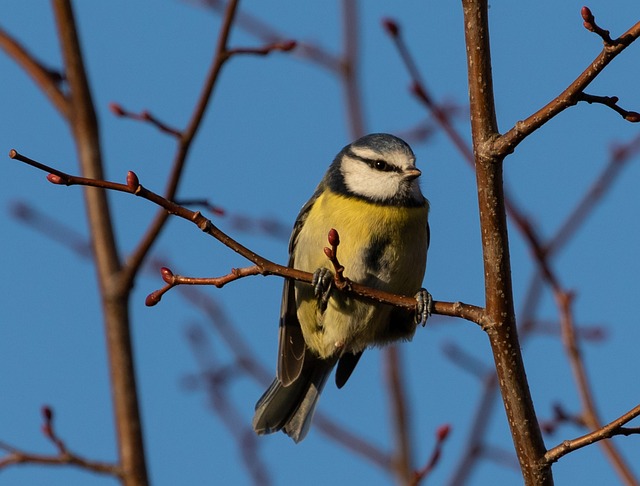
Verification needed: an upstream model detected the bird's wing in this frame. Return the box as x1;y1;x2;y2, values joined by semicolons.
276;187;323;386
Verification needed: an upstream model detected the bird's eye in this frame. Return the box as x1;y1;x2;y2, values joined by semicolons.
372;160;390;171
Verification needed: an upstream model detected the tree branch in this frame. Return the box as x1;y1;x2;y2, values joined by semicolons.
494;11;640;157
545;402;640;464
8;149;487;328
0;406;121;477
51;2;148;485
577;92;640;122
341;0;366;139
119;0;241;292
0;26;69;117
461;1;551;484
386;346;414;483
0;441;121;477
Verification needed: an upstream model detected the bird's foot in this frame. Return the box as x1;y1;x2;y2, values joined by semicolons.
415;288;433;326
313;267;334;312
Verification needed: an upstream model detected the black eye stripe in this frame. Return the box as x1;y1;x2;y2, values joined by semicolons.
346;150;402;173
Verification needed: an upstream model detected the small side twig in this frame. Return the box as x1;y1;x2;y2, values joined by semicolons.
540;403;586;435
581;6;615;45
0;406;121;477
0;27;69;117
145;266;262;306
441;342;491;379
382;17;474;164
495;9;640;157
226;39;296;57
545;402;640;464
577;93;640;122
412;424;451;485
109;103;182;138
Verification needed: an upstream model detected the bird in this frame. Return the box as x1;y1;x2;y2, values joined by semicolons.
252;133;431;443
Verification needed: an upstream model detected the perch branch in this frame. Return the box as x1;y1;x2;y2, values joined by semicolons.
7;149;487;328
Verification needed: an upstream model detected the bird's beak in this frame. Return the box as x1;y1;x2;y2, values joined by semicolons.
404;168;422;180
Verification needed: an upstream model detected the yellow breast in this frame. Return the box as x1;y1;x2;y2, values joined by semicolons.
293;190;429;358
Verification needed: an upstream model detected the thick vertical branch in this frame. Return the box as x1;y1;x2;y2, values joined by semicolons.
460;1;551;484
52;2;148;485
341;0;365;139
385;346;414;484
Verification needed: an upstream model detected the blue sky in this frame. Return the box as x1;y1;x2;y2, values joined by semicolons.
1;1;639;485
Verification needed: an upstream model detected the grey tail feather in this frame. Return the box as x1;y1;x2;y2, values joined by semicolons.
253;357;334;443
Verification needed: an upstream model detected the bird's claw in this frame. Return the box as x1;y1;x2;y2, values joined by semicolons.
313;267;334;312
415;288;432;326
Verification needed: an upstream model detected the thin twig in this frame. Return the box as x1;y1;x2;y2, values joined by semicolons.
109;103;182;138
179;285;394;471
0;442;121;476
577;92;640;122
0;26;69;116
494;15;640;157
185;327;271;485
554;292;638;485
581;6;615;46
545;402;640;464
119;0;242;292
412;424;451;485
0;407;121;477
226;39;296;57
382;18;474;163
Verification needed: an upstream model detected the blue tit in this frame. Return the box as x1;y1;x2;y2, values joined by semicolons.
253;133;430;443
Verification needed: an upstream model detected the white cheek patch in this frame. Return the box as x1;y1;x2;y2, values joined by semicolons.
341;157;402;201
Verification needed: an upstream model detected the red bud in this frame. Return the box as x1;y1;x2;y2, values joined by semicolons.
625;111;640;123
42;405;53;421
145;291;161;307
278;40;297;51
328;228;340;247
109;102;126;117
581;6;593;23
126;171;139;190
436;424;451;441
47;174;63;184
382;18;399;37
161;267;174;283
